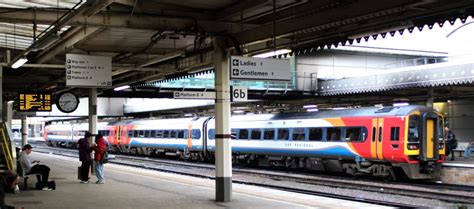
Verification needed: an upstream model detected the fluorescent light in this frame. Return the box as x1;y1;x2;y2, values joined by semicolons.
393;102;409;107
11;57;28;69
332;107;346;110
184;113;194;117
303;104;317;109
307;108;319;112
253;49;291;58
447;100;451;103
114;85;130;91
233;110;245;114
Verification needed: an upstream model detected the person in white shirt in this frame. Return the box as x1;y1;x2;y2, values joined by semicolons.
18;144;51;190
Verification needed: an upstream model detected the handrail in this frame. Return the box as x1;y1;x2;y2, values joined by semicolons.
0;126;14;171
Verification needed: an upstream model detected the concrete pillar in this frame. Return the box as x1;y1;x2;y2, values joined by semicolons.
426;88;434;108
213;37;232;202
21;116;27;146
0;66;2;121
4;101;13;130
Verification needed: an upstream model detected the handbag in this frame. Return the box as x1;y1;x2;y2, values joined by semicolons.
100;151;109;164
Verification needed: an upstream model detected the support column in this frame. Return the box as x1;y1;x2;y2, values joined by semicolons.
0;66;2;122
21;116;27;146
89;88;98;136
213;37;232;202
4;101;13;129
426;88;434;108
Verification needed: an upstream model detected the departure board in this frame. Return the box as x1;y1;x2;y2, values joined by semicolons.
18;92;52;112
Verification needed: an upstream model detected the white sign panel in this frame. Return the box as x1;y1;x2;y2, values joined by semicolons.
66;54;112;87
231;86;247;102
173;91;215;99
230;56;290;81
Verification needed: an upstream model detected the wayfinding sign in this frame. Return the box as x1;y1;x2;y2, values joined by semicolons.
230;56;290;81
66;54;112;87
173;91;215;99
231;86;247;102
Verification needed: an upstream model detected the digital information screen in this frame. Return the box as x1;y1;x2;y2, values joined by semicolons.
18;92;52;112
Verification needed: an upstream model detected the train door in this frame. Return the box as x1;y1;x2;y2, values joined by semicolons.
116;126;122;145
420;113;439;160
371;118;384;160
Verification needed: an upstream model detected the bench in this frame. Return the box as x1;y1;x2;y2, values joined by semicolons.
17;161;40;190
452;142;469;157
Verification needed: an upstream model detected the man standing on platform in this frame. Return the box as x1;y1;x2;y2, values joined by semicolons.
78;132;93;183
445;127;457;161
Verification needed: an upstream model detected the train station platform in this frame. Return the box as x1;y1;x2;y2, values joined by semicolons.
441;157;474;186
6;152;388;209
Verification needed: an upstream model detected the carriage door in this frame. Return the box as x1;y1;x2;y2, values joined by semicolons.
371;118;384;160
422;116;439;160
116;126;122;145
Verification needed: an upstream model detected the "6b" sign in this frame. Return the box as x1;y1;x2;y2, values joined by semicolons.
231;86;247;102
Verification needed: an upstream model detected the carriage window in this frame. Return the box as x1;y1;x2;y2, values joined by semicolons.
263;129;275;140
163;130;170;138
231;129;238;140
192;129;201;139
177;130;184;139
128;130;134;137
150;130;156;138
345;127;363;142
144;130;150;138
133;130;138;137
251;129;261;140
390;127;400;141
292;128;305;141
156;130;163;138
326;128;341;141
239;129;249;139
308;128;323;141
277;129;289;140
170;130;177;138
408;115;420;142
106;131;110;136
139;130;145;138
208;129;215;140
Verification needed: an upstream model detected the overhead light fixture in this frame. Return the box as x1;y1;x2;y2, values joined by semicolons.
253;49;292;58
332;107;346;110
114;85;130;91
233;110;245;114
307;108;319;112
303;104;317;109
393;102;409;107
11;57;28;69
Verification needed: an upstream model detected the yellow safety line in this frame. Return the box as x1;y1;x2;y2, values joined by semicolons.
0;128;13;171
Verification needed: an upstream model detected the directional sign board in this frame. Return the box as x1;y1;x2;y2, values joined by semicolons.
173;91;215;99
66;54;112;87
230;56;290;81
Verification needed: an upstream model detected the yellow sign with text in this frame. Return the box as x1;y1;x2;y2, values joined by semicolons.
18;93;52;112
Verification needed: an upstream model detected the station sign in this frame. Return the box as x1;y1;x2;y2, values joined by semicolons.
173;91;215;99
18;92;52;112
65;54;112;88
230;56;290;81
231;86;248;102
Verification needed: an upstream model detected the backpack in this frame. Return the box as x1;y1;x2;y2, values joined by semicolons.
100;151;109;164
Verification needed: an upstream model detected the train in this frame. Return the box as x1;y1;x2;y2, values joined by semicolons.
44;105;446;180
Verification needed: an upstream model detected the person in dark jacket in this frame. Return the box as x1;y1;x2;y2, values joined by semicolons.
78;132;93;184
92;134;107;184
1;171;19;209
445;126;457;161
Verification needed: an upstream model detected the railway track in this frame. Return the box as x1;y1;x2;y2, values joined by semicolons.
35;145;474;207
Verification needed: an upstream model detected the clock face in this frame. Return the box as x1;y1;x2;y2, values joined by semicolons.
57;92;79;113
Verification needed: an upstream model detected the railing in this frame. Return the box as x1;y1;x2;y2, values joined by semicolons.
0;123;14;171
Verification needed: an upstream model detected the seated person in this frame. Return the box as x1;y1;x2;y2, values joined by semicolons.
464;141;474;158
18;144;52;190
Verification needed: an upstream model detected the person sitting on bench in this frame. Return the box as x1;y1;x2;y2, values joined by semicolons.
18;144;52;191
464;141;474;158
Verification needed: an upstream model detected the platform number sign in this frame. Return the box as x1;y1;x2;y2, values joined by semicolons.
231;86;248;102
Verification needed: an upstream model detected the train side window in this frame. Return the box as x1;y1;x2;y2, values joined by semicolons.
208;129;215;140
326;128;341;141
106;130;111;136
231;129;239;140
192;129;201;139
292;128;305;141
408;115;420;142
156;130;163;138
251;129;261;140
163;130;170;138
308;128;323;141
170;130;177;138
177;130;184;139
372;127;376;142
239;129;249;139
263;129;275;140
144;130;150;138
345;127;362;142
139;130;145;138
150;130;156;138
128;130;133;137
277;129;289;140
390;127;400;141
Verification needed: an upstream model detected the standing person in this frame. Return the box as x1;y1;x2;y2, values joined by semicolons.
78;132;93;184
92;134;106;184
18;144;52;190
445;127;457;161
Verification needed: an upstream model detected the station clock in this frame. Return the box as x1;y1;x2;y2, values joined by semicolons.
56;92;79;113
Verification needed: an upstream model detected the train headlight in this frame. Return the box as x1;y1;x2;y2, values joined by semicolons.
408;144;419;150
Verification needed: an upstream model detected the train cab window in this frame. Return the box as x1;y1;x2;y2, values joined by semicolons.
408;115;420;142
308;128;323;141
156;130;163;138
345;127;363;142
251;129;261;140
208;129;215;140
170;130;177;138
177;130;184;139
191;129;201;139
239;129;249;139
150;130;156;138
390;127;400;141
144;130;150;138
326;128;341;141
277;129;289;140
437;119;444;141
263;129;275;140
231;129;239;140
292;128;305;141
163;130;170;138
